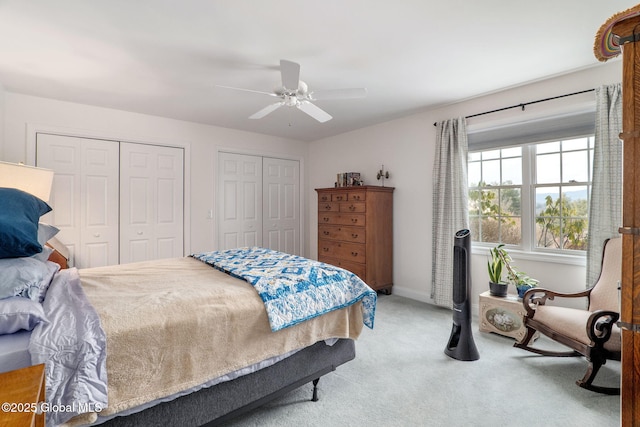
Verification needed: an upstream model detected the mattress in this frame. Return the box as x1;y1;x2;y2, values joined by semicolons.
0;330;31;373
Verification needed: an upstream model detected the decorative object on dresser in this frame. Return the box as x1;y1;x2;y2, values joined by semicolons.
376;165;390;187
336;172;362;187
316;186;394;294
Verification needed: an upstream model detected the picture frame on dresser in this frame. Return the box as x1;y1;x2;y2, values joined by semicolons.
316;186;394;294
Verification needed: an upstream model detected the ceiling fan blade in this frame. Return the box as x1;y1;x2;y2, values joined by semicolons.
280;60;300;91
216;85;278;97
310;88;367;100
249;102;284;119
297;101;332;123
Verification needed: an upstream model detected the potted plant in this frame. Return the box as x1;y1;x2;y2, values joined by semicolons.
487;244;509;297
489;244;539;298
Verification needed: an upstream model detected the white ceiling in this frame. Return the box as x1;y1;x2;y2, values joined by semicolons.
0;1;635;142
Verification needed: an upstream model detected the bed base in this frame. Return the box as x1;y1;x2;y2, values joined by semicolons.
99;338;356;427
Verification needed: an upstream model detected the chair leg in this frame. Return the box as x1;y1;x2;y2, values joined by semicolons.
576;358;620;395
514;326;580;357
514;325;537;349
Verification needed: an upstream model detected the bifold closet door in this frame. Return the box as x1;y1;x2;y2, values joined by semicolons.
263;157;300;255
120;142;184;263
217;152;300;254
36;133;119;268
217;152;263;250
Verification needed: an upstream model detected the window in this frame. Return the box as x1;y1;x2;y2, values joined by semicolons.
468;136;594;253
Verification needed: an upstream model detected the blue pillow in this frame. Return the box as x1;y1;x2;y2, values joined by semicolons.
0;188;52;258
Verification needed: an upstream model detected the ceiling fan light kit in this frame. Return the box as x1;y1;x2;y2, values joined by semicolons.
218;59;367;123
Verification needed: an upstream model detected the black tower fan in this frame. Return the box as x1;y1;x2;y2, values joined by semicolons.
444;229;480;361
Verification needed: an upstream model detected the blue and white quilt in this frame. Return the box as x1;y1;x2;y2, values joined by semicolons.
191;247;376;332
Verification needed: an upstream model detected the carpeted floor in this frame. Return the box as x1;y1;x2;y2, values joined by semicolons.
221;294;620;427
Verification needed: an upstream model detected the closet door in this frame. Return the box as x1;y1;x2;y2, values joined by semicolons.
263;157;300;255
120;142;184;263
36;133;119;268
217;152;263;250
217;152;300;254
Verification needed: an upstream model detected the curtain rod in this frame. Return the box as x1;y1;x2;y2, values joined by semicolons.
432;88;595;126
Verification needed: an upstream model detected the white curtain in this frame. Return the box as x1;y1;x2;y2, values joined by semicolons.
431;117;469;307
587;83;622;286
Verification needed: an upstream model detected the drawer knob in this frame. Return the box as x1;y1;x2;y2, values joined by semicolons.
323;217;329;222
323;247;329;252
325;204;332;210
351;233;358;238
349;205;355;211
323;231;329;235
353;196;360;200
351;251;358;257
336;196;343;200
351;218;358;223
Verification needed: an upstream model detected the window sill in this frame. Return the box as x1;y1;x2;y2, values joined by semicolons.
471;245;586;267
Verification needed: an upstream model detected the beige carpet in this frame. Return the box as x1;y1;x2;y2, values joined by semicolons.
221;294;620;427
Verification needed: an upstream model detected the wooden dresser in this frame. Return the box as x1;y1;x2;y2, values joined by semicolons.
316;186;394;294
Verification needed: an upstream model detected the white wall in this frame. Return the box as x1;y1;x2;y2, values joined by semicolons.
0;83;5;154
2;92;309;255
308;60;624;309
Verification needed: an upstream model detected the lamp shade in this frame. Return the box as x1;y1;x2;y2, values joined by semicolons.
0;161;54;202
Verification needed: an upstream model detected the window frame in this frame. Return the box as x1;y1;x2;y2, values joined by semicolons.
469;133;594;265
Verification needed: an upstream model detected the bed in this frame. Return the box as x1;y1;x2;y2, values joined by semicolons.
0;187;376;427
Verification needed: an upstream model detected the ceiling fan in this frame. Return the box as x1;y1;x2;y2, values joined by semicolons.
217;59;367;123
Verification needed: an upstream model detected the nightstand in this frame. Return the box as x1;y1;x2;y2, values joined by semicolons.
0;364;46;427
479;291;538;341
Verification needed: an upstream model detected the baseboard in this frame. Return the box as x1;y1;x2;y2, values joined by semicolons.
386;285;481;318
390;285;432;304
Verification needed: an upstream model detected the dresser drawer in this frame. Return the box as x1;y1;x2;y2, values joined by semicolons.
318;239;366;263
339;201;365;213
318;192;332;203
318;212;365;226
318;225;366;243
319;255;366;280
331;193;348;202
347;191;366;201
318;202;339;212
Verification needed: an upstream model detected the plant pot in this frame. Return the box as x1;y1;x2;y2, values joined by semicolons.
516;284;533;299
489;281;508;297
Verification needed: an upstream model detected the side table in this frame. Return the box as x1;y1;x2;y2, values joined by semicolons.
479;290;538;342
0;363;46;427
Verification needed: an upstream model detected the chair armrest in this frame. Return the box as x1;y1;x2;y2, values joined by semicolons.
586;310;619;345
521;287;592;317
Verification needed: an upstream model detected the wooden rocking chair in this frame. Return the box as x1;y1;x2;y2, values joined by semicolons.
514;237;622;394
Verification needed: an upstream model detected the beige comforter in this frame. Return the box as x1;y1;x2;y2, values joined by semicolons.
77;256;364;418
